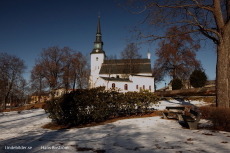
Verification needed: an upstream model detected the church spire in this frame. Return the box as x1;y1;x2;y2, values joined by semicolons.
96;14;102;42
147;50;151;59
91;14;104;54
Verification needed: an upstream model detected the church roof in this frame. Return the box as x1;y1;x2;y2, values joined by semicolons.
100;77;132;82
103;58;150;64
99;58;152;74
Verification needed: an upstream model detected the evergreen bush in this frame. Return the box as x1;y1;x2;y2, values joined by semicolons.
44;87;159;126
171;78;183;90
190;70;207;88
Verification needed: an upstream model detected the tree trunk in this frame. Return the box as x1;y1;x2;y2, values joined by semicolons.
216;27;230;108
227;26;230;108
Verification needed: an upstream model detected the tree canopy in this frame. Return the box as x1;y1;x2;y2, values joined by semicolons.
32;46;89;99
153;26;201;81
0;53;27;110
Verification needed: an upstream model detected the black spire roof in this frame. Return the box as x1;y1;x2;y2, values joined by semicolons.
91;15;105;54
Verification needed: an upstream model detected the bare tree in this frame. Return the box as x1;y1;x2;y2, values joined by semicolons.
152;66;164;91
154;26;201;81
30;64;47;103
13;78;29;106
33;46;90;99
35;46;64;99
117;0;230;107
120;43;142;77
62;47;74;92
70;52;90;89
0;53;27;110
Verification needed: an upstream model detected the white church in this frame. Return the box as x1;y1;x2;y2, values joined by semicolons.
89;17;154;92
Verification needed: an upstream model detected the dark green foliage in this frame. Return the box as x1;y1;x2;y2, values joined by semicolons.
44;87;159;126
190;70;207;88
171;78;182;90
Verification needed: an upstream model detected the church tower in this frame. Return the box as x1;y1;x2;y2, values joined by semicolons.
89;15;105;88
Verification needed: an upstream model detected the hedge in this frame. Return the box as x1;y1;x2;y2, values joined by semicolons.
44;87;159;126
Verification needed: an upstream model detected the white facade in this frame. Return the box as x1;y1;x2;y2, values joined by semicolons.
90;52;105;88
93;75;154;92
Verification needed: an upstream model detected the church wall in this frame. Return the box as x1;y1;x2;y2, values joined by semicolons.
130;76;155;92
90;53;105;88
106;81;133;92
93;74;155;92
136;73;152;76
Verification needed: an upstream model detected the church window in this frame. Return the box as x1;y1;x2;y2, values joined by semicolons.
124;84;128;90
149;85;151;90
143;85;145;90
112;83;115;88
136;85;138;89
96;57;98;61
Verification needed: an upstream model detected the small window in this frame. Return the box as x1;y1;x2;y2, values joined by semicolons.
149;85;151;90
124;84;128;90
116;75;119;78
136;85;138;90
112;83;115;88
96;57;98;61
143;85;145;90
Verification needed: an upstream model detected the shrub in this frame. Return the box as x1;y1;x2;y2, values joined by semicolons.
210;108;230;131
171;78;182;90
44;87;159;126
198;106;230;131
190;69;207;88
198;106;215;119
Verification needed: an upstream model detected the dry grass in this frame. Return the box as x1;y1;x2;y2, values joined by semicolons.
198;106;230;132
2;102;45;112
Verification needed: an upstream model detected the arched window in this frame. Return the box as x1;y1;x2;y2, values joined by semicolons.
124;84;128;90
112;83;115;88
149;85;151;91
96;57;98;61
136;85;138;90
143;85;145;90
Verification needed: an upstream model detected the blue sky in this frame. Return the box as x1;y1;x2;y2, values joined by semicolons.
0;0;216;89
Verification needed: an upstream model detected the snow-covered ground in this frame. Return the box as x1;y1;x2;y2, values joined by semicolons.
0;99;230;153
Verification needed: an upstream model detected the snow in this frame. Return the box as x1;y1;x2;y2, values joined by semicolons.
0;100;230;153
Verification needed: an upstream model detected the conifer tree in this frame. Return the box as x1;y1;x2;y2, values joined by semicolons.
190;70;207;88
